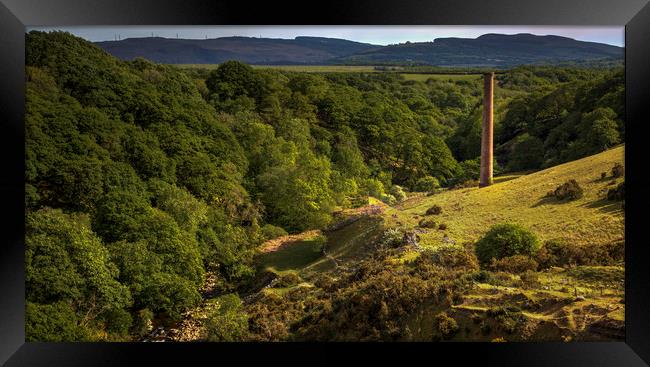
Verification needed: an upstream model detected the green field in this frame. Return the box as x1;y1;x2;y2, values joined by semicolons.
401;73;482;82
175;64;379;72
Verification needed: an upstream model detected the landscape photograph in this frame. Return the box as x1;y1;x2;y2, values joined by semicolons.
24;26;625;342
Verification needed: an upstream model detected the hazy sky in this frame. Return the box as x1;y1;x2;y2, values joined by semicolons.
28;26;624;47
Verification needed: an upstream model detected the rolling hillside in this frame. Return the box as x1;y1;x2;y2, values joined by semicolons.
95;36;379;64
335;33;623;67
246;146;624;342
95;33;623;67
260;145;625;274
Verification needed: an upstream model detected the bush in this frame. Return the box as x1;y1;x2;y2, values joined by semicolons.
380;194;397;205
611;163;624;178
434;312;459;339
438;223;448;231
519;271;540;289
204;294;249;342
389;185;407;202
551;179;584;200
429;246;480;272
425;204;443;215
414;176;440;192
418;218;436;229
536;239;624;268
26;301;90;342
601;172;607;179
261;224;288;240
132;308;154;337
490;255;538;273
379;228;405;248
607;182;624;201
274;272;302;288
475;223;540;265
486;306;525;334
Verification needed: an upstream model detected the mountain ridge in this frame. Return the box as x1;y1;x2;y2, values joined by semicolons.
94;33;623;67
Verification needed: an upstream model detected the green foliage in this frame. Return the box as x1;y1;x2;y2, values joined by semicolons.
92;190;152;243
25;208;132;340
536;239;624;268
261;224;288;240
490;255;539;273
421;246;480;272
204;294;249;341
508;134;544;171
434;312;459;340
24;31;625;341
132;308;154;337
581;108;620;153
389;185;407;202
378;228;405;248
414;176;440;192
475;223;540;265
26;301;91;342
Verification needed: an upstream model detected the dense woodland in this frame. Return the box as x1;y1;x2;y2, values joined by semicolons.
25;31;624;341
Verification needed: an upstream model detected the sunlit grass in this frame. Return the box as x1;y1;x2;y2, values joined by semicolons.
390;145;625;248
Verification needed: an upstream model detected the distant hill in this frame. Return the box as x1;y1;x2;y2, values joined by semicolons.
95;36;380;64
335;33;623;67
95;33;623;67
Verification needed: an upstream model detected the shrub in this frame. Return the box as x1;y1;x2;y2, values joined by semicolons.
132;308;154;337
380;194;397;205
520;271;541;289
261;224;288;240
601;172;607;179
536;239;624;268
490;255;538;273
389;185;407;202
425;204;443;215
475;223;540;265
429;246;480;272
607;182;624;201
204;294;249;342
379;228;405;248
418;218;436;229
438;223;447;231
552;179;584;200
451;179;479;189
26;301;91;342
414;176;440;192
434;312;459;339
611;163;624;178
486;306;525;334
274;272;302;288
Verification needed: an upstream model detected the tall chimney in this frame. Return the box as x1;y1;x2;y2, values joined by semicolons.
480;72;494;187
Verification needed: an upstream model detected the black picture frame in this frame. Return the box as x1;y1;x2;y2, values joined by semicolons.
1;0;649;365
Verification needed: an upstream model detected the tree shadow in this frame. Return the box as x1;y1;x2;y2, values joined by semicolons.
580;198;624;214
591;175;617;184
531;195;568;208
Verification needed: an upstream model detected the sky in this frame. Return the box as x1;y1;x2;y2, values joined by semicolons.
28;26;624;47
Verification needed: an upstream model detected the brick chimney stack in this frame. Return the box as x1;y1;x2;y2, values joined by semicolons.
480;72;494;188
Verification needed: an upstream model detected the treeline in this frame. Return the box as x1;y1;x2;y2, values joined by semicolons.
24;31;623;341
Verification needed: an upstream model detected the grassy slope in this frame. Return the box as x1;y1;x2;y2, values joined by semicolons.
257;146;624;274
253;146;625;341
391;145;625;249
